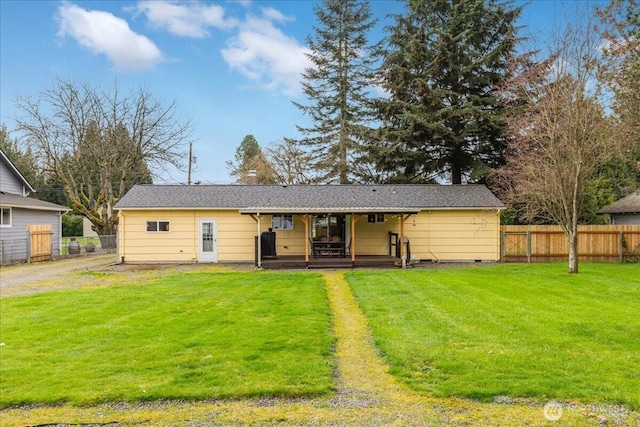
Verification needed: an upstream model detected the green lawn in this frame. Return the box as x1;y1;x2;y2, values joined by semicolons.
346;263;640;409
0;272;334;407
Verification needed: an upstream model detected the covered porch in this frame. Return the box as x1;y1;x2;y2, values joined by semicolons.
243;208;418;269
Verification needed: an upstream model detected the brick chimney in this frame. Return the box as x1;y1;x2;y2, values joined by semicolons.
246;169;258;185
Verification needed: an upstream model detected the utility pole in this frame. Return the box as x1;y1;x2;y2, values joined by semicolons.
187;142;193;185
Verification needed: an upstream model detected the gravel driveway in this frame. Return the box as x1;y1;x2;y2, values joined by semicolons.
0;254;117;296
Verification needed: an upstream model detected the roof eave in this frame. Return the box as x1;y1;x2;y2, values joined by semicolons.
240;206;504;214
1;203;71;212
115;206;243;211
597;210;640;215
115;205;503;213
240;207;422;215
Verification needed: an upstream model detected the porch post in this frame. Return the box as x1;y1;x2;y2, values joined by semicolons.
350;215;358;264
302;215;310;264
399;214;412;268
257;213;262;268
399;214;405;264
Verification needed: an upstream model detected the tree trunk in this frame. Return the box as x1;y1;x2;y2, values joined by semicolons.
93;221;118;249
339;135;348;184
98;235;117;250
451;160;462;185
568;231;579;274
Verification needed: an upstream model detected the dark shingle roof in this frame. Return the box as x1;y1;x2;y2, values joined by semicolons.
597;191;640;215
0;192;70;211
115;184;504;213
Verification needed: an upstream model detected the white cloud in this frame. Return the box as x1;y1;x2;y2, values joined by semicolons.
260;7;293;23
221;11;310;96
56;3;163;71
136;1;238;38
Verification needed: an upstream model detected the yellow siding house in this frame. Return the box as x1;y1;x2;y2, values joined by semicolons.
114;184;504;267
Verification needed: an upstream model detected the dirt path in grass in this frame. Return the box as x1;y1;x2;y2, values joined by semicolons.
1;270;638;426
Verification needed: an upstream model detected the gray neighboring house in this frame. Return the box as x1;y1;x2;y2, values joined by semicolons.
0;150;70;262
596;191;640;225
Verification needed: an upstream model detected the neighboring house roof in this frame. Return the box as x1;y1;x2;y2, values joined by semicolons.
0;150;35;193
597;191;640;215
115;184;505;214
0;191;70;212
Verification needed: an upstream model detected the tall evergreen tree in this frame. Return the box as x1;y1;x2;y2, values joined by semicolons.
294;0;380;184
226;135;276;184
227;134;261;180
0;124;41;191
598;0;640;193
0;124;68;205
375;0;522;184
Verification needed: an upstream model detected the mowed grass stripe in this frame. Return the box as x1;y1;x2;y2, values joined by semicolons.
0;272;335;407
346;263;640;409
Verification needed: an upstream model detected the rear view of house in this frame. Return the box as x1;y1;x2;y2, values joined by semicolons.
115;184;504;267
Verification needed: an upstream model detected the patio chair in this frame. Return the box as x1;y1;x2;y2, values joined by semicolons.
310;237;319;258
329;235;344;257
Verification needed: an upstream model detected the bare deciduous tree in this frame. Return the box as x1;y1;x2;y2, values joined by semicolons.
266;138;318;185
14;78;191;240
494;13;622;274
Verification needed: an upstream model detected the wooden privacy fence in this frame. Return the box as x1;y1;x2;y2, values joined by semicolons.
27;224;53;263
501;225;640;263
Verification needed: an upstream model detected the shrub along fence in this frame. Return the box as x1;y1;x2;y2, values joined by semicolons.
501;225;640;263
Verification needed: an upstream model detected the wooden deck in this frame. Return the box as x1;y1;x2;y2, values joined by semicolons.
259;255;399;269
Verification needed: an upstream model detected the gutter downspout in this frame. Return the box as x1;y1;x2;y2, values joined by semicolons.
58;211;63;257
257;213;262;268
119;211;125;264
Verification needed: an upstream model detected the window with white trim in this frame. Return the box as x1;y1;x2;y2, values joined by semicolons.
272;214;294;230
0;208;11;227
146;220;170;232
367;214;386;223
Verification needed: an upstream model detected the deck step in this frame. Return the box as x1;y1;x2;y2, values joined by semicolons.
307;263;354;269
260;255;398;270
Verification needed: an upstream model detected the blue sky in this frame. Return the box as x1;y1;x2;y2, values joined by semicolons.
0;0;606;185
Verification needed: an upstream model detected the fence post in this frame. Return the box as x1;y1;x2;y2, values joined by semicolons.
26;231;31;263
619;231;624;263
500;231;505;262
526;230;531;263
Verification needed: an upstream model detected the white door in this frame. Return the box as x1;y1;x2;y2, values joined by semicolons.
198;219;218;262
